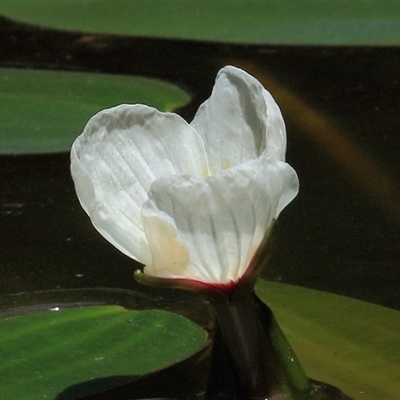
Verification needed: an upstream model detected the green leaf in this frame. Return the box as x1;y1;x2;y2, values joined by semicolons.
0;305;207;400
0;68;190;154
1;1;400;45
256;280;400;400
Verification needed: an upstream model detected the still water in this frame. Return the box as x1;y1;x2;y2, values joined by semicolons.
0;16;399;400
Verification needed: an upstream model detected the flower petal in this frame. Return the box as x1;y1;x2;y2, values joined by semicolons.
71;104;208;264
140;210;191;276
262;90;287;160
191;66;286;175
141;158;298;283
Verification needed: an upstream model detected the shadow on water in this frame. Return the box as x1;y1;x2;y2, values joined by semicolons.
55;346;209;400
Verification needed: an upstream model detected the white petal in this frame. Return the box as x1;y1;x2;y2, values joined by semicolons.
262;90;287;160
71;104;208;264
190;66;286;174
141;158;298;283
140;210;191;278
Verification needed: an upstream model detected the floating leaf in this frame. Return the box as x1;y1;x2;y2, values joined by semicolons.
1;1;400;45
0;305;207;400
0;68;190;154
256;280;400;400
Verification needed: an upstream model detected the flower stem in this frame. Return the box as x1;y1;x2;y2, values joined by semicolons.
206;291;311;399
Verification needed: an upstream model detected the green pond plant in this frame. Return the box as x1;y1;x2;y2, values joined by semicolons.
70;66;350;399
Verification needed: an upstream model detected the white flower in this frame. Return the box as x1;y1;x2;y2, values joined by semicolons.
70;66;298;286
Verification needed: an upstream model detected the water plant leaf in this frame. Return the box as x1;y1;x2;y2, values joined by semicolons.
0;305;207;400
1;1;400;45
256;280;400;400
0;68;190;154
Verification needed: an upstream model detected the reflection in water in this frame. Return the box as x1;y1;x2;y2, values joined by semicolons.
1;202;25;216
241;63;400;226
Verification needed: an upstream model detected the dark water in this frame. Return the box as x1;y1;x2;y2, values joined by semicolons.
1;16;399;310
1;15;399;400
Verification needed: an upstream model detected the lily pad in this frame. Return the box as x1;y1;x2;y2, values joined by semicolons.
256;280;400;400
0;68;190;154
0;305;207;400
1;1;400;45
